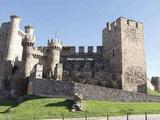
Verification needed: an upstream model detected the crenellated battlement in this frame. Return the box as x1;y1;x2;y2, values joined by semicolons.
61;46;103;56
32;54;47;59
48;39;62;50
33;47;46;56
37;46;48;53
22;36;35;46
105;17;143;31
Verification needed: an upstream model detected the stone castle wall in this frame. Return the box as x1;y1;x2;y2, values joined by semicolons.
0;15;148;95
60;46;113;87
29;79;160;102
0;22;10;63
24;45;112;87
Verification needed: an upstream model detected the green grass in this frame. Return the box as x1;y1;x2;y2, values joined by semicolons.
1;96;160;120
147;88;160;96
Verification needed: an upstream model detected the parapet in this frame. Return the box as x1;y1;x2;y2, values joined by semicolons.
32;47;46;59
104;17;143;31
33;47;45;55
79;46;84;53
61;46;103;56
22;35;35;46
37;46;45;51
61;46;76;55
48;39;62;50
78;46;103;54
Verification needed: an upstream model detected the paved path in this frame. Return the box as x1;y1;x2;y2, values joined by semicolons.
42;114;160;120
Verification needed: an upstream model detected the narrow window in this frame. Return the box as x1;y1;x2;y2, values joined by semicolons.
113;50;115;56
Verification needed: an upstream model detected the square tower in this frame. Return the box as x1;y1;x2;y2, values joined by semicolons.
102;17;147;93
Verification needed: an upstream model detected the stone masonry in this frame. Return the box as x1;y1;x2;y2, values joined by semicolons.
0;15;147;96
102;17;147;92
29;79;160;102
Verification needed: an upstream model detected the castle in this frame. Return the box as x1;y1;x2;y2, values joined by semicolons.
0;15;147;96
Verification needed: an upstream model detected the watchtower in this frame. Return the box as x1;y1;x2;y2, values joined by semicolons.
5;15;21;61
102;17;147;93
22;25;35;77
47;38;62;79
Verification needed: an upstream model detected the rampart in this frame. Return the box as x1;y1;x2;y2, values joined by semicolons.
30;79;160;102
61;46;103;56
30;45;103;60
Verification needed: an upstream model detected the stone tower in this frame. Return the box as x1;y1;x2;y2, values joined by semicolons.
5;15;21;61
102;17;147;93
48;39;62;79
151;76;160;92
22;25;35;77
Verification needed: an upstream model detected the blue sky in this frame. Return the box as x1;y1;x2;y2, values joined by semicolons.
0;0;160;78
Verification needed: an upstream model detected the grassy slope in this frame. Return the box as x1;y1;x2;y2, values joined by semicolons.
1;96;160;120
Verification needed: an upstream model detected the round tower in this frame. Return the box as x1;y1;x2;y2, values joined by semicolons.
22;25;35;77
5;15;20;61
48;39;62;79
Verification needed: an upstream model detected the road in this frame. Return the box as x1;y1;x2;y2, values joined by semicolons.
42;114;160;120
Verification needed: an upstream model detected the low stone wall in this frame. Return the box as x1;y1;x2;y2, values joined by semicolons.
75;83;160;102
30;79;75;98
30;79;160;102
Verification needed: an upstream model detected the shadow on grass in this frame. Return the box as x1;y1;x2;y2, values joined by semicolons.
0;95;49;113
119;108;134;114
45;99;74;110
22;95;48;101
0;99;12;106
0;98;13;113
